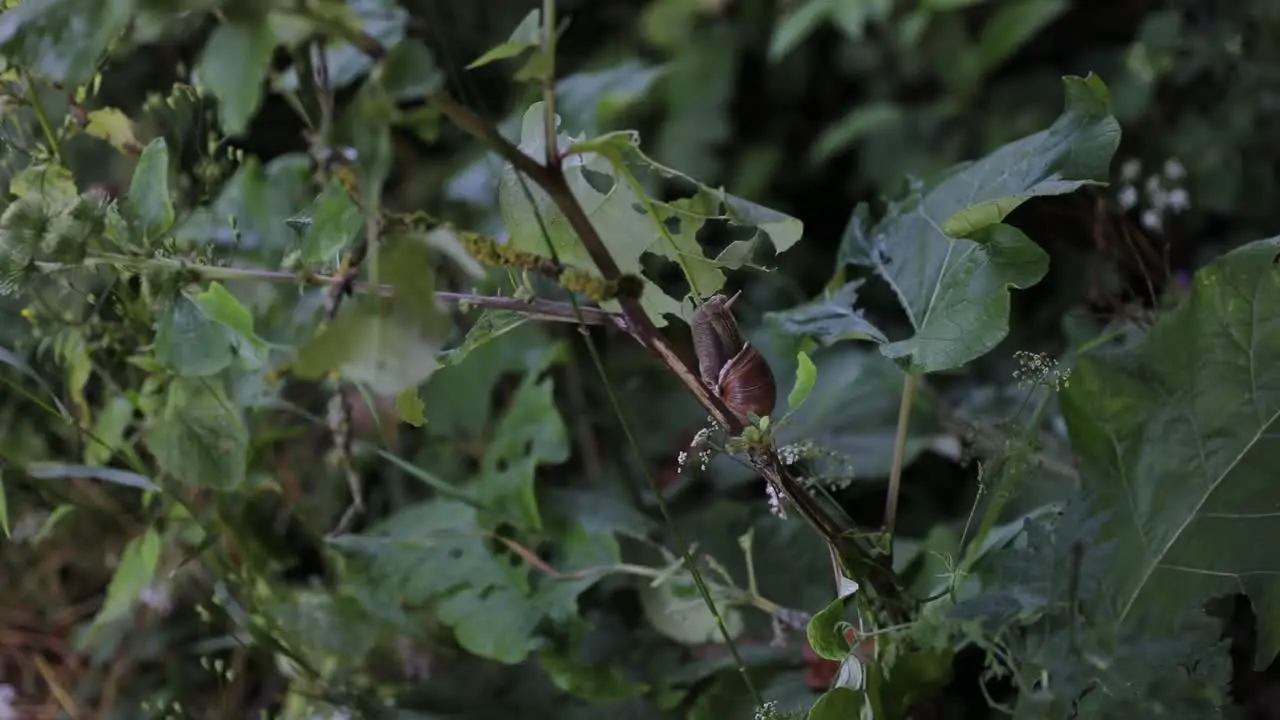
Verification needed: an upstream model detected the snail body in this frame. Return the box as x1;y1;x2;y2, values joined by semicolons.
691;293;776;423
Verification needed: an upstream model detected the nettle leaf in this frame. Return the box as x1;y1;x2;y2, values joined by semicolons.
768;279;888;346
146;378;248;490
475;364;569;530
0;0;132;85
1061;237;1280;669
195;16;277;135
843;74;1119;373
126;138;175;240
155;283;266;376
294;234;449;395
497;105;803;326
333;500;543;663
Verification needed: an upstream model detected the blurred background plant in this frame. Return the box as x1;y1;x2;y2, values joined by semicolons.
0;0;1277;717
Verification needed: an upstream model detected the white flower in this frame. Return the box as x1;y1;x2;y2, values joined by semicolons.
1162;158;1186;180
1166;187;1191;213
1120;158;1142;181
1140;208;1163;232
1116;184;1138;210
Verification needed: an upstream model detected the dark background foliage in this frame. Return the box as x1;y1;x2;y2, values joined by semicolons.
1;0;1279;717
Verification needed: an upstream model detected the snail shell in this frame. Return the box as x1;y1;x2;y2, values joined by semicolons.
691;293;777;422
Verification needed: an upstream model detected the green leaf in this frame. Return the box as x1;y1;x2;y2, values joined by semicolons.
83;395;132;466
533;524;620;621
155;296;235;377
394;389;425;427
126;138;175;240
155;284;264;376
844;75;1119;373
807;595;851;661
300;182;364;264
467;10;541;68
809;687;867;719
196;18;277;135
768;280;888;346
540;648;649;702
9;164;77;203
83;107;141;154
500;109;803;325
0;0;133;86
146;378;248;490
376;38;442;101
293;234;449;395
787;350;817;415
88;527;161;630
768;0;830;63
1061;237;1280;670
977;0;1067;73
639;572;745;645
333;500;543;663
476;367;569;530
438;310;529;368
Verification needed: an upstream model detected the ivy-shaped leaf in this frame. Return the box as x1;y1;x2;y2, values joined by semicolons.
1061;236;1280;669
126;138;175;241
195;16;278;135
841;74;1120;373
146;378;248;490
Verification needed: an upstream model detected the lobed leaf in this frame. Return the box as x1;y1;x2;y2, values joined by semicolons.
497;106;803;326
841;74;1120;373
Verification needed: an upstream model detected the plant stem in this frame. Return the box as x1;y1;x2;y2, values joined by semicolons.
541;0;559;165
32;254;627;329
884;372;916;543
23;70;63;166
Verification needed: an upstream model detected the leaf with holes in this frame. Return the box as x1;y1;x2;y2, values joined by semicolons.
497;105;803;326
1062;237;1280;669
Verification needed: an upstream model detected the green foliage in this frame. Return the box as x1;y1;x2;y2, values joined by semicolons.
1063;237;1280;669
1;0;1276;718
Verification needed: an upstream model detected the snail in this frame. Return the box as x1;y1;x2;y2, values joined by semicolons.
690;292;776;423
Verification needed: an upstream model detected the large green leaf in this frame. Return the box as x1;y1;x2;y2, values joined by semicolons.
1061;237;1280;669
146;378;248;491
497;104;803;326
195;17;277;135
842;74;1119;373
0;0;133;85
126;138;175;241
